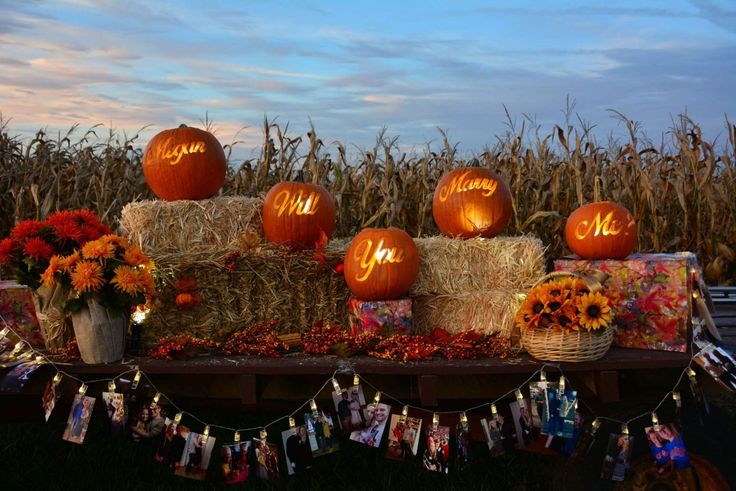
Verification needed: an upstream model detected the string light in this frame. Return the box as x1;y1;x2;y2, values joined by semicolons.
52;372;62;386
260;428;268;440
353;374;360;387
331;378;341;393
0;327;9;338
78;383;88;396
540;369;546;382
686;367;697;378
672;391;682;408
491;403;498;419
289;417;296;429
174;413;183;423
651;413;660;431
203;425;210;442
621;423;629;435
432;413;439;428
234;431;240;443
592;418;601;433
373;391;381;406
11;341;24;355
108;380;116;393
460;412;468;429
132;370;142;389
559;376;566;392
515;389;523;401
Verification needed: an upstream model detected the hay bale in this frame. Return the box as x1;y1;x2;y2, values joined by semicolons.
412;290;523;337
119;197;264;257
141;240;352;345
411;235;546;295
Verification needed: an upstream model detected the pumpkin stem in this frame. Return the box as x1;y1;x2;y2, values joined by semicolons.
178;124;188;129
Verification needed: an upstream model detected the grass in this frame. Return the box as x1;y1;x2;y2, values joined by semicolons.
1;111;735;284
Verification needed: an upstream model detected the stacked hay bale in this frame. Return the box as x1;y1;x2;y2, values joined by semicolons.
120;197;351;346
410;236;546;338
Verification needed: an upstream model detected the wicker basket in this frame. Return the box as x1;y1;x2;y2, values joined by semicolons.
521;326;614;362
517;269;615;362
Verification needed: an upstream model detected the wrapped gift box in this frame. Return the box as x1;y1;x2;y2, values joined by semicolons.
348;297;413;336
0;280;44;347
554;253;699;353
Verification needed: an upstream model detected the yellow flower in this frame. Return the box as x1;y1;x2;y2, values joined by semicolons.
81;239;116;260
577;292;613;331
111;266;143;296
516;289;547;329
71;261;105;293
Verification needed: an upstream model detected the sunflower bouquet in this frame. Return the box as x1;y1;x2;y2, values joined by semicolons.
41;234;155;318
516;271;615;362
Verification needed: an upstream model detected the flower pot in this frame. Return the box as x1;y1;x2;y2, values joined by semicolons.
33;284;74;350
71;299;128;364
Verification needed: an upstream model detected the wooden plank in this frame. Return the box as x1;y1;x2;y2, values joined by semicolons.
61;348;691;377
594;371;620;403
239;374;257;406
418;375;438;407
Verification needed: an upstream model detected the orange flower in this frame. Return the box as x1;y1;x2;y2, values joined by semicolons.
70;261;105;293
123;245;152;268
81;238;116;260
111;266;143;296
41;255;63;288
59;251;81;273
516;290;547;329
577;291;613;331
139;269;156;297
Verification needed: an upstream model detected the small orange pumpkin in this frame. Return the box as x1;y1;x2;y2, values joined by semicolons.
175;292;200;309
432;167;513;238
262;181;336;251
343;227;419;301
143;125;227;201
565;201;637;259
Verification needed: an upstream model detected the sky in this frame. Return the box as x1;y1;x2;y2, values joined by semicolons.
0;0;735;161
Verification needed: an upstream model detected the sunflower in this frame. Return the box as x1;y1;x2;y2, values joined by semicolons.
516;290;547;329
576;292;613;331
111;266;143;296
81;238;116;260
70;261;105;293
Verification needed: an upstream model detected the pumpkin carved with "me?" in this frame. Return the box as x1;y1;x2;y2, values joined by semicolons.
565;201;637;259
343;227;420;301
262;181;336;251
432;167;513;238
143;125;227;201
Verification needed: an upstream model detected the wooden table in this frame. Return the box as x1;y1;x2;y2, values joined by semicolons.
61;348;691;406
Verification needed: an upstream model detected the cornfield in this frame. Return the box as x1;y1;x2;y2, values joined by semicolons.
1;114;734;284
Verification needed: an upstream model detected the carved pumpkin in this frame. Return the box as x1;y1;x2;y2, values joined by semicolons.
143;125;227;201
343;227;420;301
262;181;336;251
565;201;637;259
432;167;513;238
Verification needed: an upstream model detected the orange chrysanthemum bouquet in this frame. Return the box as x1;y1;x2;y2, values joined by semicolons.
516;271;615;362
42;234;155;318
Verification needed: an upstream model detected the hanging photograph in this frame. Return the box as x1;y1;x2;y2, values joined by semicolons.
349;403;391;447
282;426;314;475
385;414;422;461
0;360;42;392
41;380;61;421
529;380;557;431
645;423;690;474
303;410;340;456
101;391;125;438
174;430;216;481
253;438;280;481
480;417;506;457
694;343;736;392
154;418;181;466
423;425;450;474
600;433;634;481
220;441;251;484
62;394;96;444
332;385;366;431
510;398;534;449
455;422;473;469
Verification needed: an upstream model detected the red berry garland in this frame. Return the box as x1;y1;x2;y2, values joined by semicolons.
368;335;438;362
221;320;288;358
148;334;218;361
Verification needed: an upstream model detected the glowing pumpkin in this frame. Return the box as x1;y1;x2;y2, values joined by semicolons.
432;167;513;238
343;227;419;301
143;125;227;201
565;201;637;259
262;181;336;251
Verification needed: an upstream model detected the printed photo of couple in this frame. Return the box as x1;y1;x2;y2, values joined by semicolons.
385;414;421;461
0;360;42;392
480;415;511;457
282;425;313;475
304;410;339;456
173;429;216;481
0;346;29;369
62;394;95;444
41;380;60;421
155;421;189;471
423;425;450;474
456;422;473;469
130;402;166;444
220;441;251;484
694;343;736;392
333;385;366;432
254;437;280;481
349;402;391;448
517;383;579;453
601;433;634;481
645;423;690;474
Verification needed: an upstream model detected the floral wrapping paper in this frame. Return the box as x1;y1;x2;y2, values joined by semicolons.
348;297;413;336
554;253;698;353
0;281;44;347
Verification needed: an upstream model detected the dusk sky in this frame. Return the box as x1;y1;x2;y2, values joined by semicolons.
1;0;734;160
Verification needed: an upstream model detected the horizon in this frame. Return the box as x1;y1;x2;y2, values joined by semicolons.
1;0;734;161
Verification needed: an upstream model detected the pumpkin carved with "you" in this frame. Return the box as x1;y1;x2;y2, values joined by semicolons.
143;125;227;201
343;227;419;301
